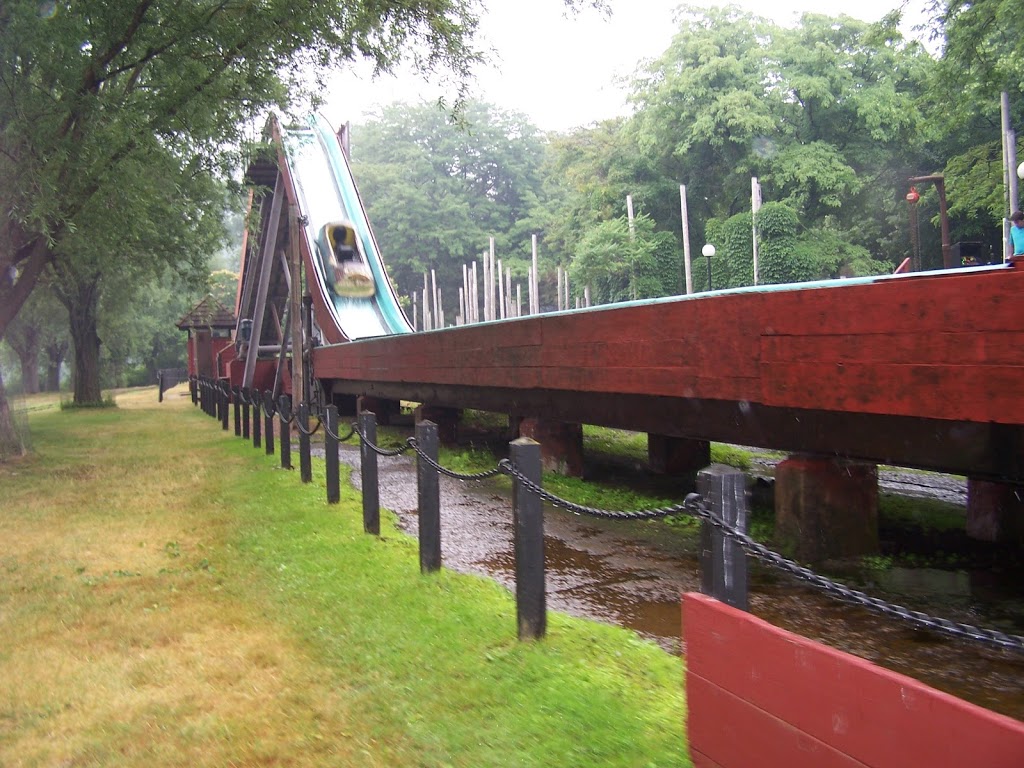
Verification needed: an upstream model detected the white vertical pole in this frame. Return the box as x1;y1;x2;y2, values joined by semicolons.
751;177;762;286
516;284;522;318
557;267;563;311
458;286;465;326
505;268;512;318
491;237;499;321
412;292;418;331
438;292;444;329
497;258;505;319
1003;92;1019;215
626;194;637;300
472;260;479;323
584;284;591;308
564;271;570;309
431;268;439;327
531;234;539;314
422;287;431;331
680;184;693;295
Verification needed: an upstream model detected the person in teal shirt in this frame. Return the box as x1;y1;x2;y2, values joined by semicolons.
1010;210;1024;259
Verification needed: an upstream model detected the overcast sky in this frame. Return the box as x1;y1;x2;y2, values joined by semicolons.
323;0;931;133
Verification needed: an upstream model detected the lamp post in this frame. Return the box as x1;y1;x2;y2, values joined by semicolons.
701;243;716;291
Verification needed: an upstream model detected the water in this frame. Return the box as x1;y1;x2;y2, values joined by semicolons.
331;445;1024;721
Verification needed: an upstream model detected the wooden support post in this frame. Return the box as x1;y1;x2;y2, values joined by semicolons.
360;411;380;536
510;437;546;640
233;388;241;437
241;388;251;440
325;405;340;504
416;420;441;573
698;465;749;611
279;396;292;470
252;389;262;449
263;392;274;456
299;403;312;484
220;385;229;431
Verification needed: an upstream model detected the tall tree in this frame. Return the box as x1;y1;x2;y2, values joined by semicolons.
0;0;494;448
352;101;548;308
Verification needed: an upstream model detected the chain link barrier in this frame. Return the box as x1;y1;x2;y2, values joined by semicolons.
408;437;504;480
195;386;1024;654
499;461;1024;654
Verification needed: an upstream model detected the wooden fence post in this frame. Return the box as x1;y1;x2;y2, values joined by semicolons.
263;392;274;456
298;403;312;483
279;396;291;470
241;388;251;440
220;385;229;431
360;411;380;535
325;405;340;504
697;465;749;611
416;420;441;573
252;389;262;449
510;437;546;640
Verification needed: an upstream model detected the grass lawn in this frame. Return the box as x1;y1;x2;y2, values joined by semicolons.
0;386;689;767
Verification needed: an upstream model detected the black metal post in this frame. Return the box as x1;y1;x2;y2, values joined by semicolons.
158;371;164;403
279;396;292;470
698;465;749;611
252;389;262;449
360;411;380;535
510;437;546;640
241;388;250;440
190;377;197;405
220;385;229;431
416;420;441;573
233;388;241;437
705;255;713;291
263;392;274;456
325;405;340;504
299;403;312;483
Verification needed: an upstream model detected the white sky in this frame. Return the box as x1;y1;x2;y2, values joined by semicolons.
324;0;932;133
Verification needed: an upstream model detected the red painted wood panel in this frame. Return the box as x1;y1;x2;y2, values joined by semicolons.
684;593;1024;768
312;267;1024;427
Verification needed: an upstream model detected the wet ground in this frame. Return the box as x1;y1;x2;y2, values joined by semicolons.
327;444;1024;721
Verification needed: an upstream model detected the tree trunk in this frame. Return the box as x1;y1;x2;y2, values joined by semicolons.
66;284;104;404
19;347;41;394
45;341;68;392
0;366;26;460
8;327;42;395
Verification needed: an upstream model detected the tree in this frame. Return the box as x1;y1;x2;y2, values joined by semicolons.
568;213;679;304
352;101;548;310
0;0;496;449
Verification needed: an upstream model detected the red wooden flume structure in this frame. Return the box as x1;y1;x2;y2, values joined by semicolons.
184;114;1024;763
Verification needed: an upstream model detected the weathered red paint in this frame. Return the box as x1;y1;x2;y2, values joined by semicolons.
315;267;1024;424
683;592;1024;767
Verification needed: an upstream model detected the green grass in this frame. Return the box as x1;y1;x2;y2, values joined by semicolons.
0;387;690;767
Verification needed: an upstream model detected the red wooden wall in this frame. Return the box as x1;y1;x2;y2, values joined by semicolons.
683;592;1024;767
314;266;1024;427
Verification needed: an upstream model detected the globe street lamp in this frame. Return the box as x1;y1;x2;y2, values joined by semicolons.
701;243;716;291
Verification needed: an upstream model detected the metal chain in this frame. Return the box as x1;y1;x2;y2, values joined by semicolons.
684;495;1024;653
409;438;504;480
322;420;355;443
499;460;690;519
501;460;1024;653
294;415;323;437
350;424;411;456
205;395;1024;653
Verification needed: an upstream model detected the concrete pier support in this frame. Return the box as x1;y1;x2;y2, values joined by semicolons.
517;417;583;477
415;405;462;445
775;455;879;562
648;434;710;475
967;479;1024;547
